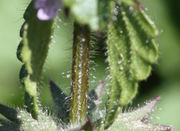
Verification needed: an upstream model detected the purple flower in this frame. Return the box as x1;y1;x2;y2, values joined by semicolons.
35;0;61;21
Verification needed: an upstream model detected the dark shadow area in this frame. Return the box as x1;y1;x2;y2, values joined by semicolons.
138;70;162;95
166;0;180;31
133;68;162;105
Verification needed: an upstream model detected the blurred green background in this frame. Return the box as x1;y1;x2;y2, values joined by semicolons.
0;0;180;130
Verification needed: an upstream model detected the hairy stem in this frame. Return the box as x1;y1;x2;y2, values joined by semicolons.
70;23;90;123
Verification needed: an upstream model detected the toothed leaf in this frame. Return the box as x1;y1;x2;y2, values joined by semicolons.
105;2;158;128
20;1;54;81
17;1;55;119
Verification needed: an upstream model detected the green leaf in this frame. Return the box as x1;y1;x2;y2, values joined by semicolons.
108;97;174;131
0;104;19;123
17;1;55;119
49;81;70;123
121;0;136;6
105;2;158;128
63;0;98;30
17;109;59;131
98;0;112;30
88;80;104;118
63;0;112;31
0;119;19;131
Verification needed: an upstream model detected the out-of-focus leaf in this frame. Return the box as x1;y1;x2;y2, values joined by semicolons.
0;104;19;123
0;119;19;131
63;0;98;30
66;119;93;131
98;0;112;30
81;119;93;131
88;80;104;118
49;81;70;123
63;0;112;31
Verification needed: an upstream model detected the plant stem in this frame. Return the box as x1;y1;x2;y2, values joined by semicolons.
70;23;90;123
